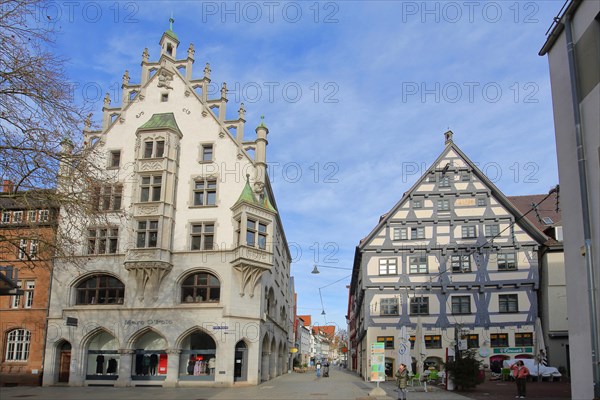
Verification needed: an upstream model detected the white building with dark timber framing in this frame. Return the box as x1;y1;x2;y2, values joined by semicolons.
348;131;548;381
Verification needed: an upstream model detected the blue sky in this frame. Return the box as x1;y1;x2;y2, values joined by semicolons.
45;0;562;331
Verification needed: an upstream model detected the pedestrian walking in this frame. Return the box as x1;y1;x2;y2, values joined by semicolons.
510;360;530;398
316;360;322;377
396;363;409;400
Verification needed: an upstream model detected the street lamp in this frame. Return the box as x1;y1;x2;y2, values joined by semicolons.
311;264;352;274
317;274;352;319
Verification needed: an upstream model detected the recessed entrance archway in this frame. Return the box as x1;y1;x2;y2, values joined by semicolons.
234;340;248;382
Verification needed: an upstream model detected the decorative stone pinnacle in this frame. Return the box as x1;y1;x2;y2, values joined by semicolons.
246;174;250;183
238;103;246;119
142;48;149;62
188;43;195;58
204;63;211;78
122;70;130;86
103;93;111;107
221;82;227;98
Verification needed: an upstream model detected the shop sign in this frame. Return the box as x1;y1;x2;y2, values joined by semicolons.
492;347;533;354
124;319;173;326
212;325;229;330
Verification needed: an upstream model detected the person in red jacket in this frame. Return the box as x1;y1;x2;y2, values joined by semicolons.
510;360;530;398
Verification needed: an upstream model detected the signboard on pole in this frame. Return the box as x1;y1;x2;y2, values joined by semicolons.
370;342;385;382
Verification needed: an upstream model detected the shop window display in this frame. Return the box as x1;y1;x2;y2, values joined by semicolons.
179;330;217;381
132;331;168;380
181;272;220;303
86;331;119;380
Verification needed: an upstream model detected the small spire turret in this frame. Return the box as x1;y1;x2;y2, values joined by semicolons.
122;70;130;86
444;130;454;145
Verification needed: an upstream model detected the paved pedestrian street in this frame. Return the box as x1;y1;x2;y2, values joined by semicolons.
0;369;472;400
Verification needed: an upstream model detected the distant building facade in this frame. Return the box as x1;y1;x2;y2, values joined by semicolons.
348;132;548;380
509;193;568;372
0;183;57;386
42;24;292;387
539;1;600;397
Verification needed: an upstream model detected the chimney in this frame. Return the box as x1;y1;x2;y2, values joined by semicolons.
2;180;14;193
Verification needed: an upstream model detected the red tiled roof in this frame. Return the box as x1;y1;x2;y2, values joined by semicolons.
313;325;335;338
508;192;562;245
297;315;311;326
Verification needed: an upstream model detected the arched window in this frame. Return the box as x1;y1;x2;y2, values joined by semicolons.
5;329;31;361
181;272;220;303
76;275;124;305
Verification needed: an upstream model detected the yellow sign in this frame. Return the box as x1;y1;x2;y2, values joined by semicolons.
290;348;298;353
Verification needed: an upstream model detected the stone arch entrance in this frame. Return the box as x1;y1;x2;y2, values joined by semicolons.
261;335;270;382
234;340;248;382
178;329;217;381
56;340;71;383
130;329;168;381
269;337;277;378
85;330;119;380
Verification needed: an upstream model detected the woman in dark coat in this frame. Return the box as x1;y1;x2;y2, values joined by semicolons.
395;363;409;400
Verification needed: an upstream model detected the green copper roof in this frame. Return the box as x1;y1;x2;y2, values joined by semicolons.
258;115;267;128
262;188;277;212
138;113;181;134
237;180;259;206
165;29;178;41
233;178;277;214
164;16;179;41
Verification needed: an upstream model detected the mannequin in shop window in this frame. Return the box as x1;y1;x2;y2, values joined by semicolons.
96;354;104;374
150;353;158;375
143;354;151;375
187;357;195;375
194;359;203;375
107;358;118;374
208;357;216;375
135;353;144;375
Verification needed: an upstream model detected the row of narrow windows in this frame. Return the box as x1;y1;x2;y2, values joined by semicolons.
74;273;220;305
377;253;517;275
87;217;268;254
376;331;532;350
376;294;521;316
1;209;50;224
107;143;213;168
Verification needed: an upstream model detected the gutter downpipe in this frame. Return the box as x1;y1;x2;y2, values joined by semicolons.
564;13;600;399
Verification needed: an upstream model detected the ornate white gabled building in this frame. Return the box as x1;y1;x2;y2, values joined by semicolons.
43;22;293;387
348;132;548;380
